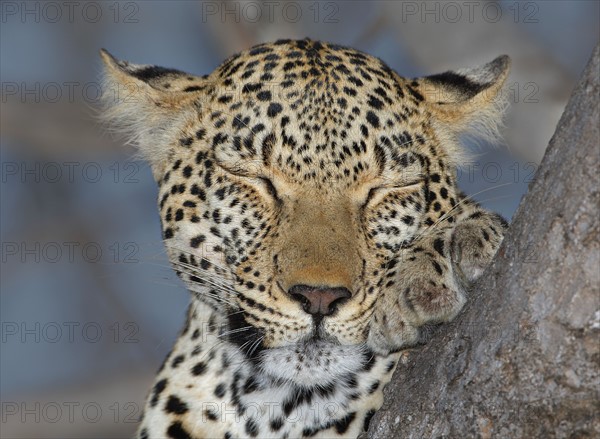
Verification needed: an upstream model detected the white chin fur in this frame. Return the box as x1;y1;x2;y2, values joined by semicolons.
258;340;367;386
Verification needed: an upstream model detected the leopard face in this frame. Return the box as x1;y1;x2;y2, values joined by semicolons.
101;38;509;416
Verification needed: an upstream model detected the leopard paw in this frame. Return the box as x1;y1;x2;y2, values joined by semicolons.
401;278;466;325
450;218;505;282
368;240;466;354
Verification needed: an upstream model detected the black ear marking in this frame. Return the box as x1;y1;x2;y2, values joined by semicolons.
100;48;204;90
130;65;188;81
423;55;511;102
425;71;487;99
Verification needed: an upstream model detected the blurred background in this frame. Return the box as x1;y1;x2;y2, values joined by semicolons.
1;1;598;437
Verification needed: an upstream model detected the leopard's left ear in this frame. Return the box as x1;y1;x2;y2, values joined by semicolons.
415;55;511;142
99;49;208;179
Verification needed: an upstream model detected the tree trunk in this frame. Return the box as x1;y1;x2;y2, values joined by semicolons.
365;44;599;439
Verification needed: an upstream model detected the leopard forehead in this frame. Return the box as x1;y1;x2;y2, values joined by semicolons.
158;39;444;190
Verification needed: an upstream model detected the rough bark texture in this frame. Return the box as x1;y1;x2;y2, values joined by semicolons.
365;45;599;439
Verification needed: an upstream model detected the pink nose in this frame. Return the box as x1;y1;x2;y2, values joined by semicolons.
288;285;351;316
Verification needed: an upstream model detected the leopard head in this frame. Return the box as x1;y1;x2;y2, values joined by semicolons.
101;39;509;384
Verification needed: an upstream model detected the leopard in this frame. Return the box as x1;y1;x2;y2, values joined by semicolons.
100;38;510;439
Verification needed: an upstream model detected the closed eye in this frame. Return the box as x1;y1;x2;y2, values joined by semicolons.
363;180;423;207
214;160;280;202
260;177;280;201
365;187;380;205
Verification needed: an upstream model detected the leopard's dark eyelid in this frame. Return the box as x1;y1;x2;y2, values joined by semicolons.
366;187;378;200
214;161;246;176
215;163;279;199
368;180;422;195
364;179;423;205
260;177;279;199
401;179;423;187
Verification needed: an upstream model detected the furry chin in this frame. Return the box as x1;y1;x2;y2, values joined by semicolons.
257;340;368;386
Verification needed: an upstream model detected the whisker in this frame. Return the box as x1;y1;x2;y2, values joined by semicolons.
168;259;239;295
216;326;255;339
194;339;227;363
173;266;239;297
165;244;234;272
186;283;237;308
412;182;514;243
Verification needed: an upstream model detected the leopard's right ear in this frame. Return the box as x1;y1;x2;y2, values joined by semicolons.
415;55;511;147
100;49;208;179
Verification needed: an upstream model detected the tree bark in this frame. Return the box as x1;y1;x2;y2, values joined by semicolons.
365;44;599;439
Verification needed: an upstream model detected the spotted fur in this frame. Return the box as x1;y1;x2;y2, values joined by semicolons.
100;39;510;439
